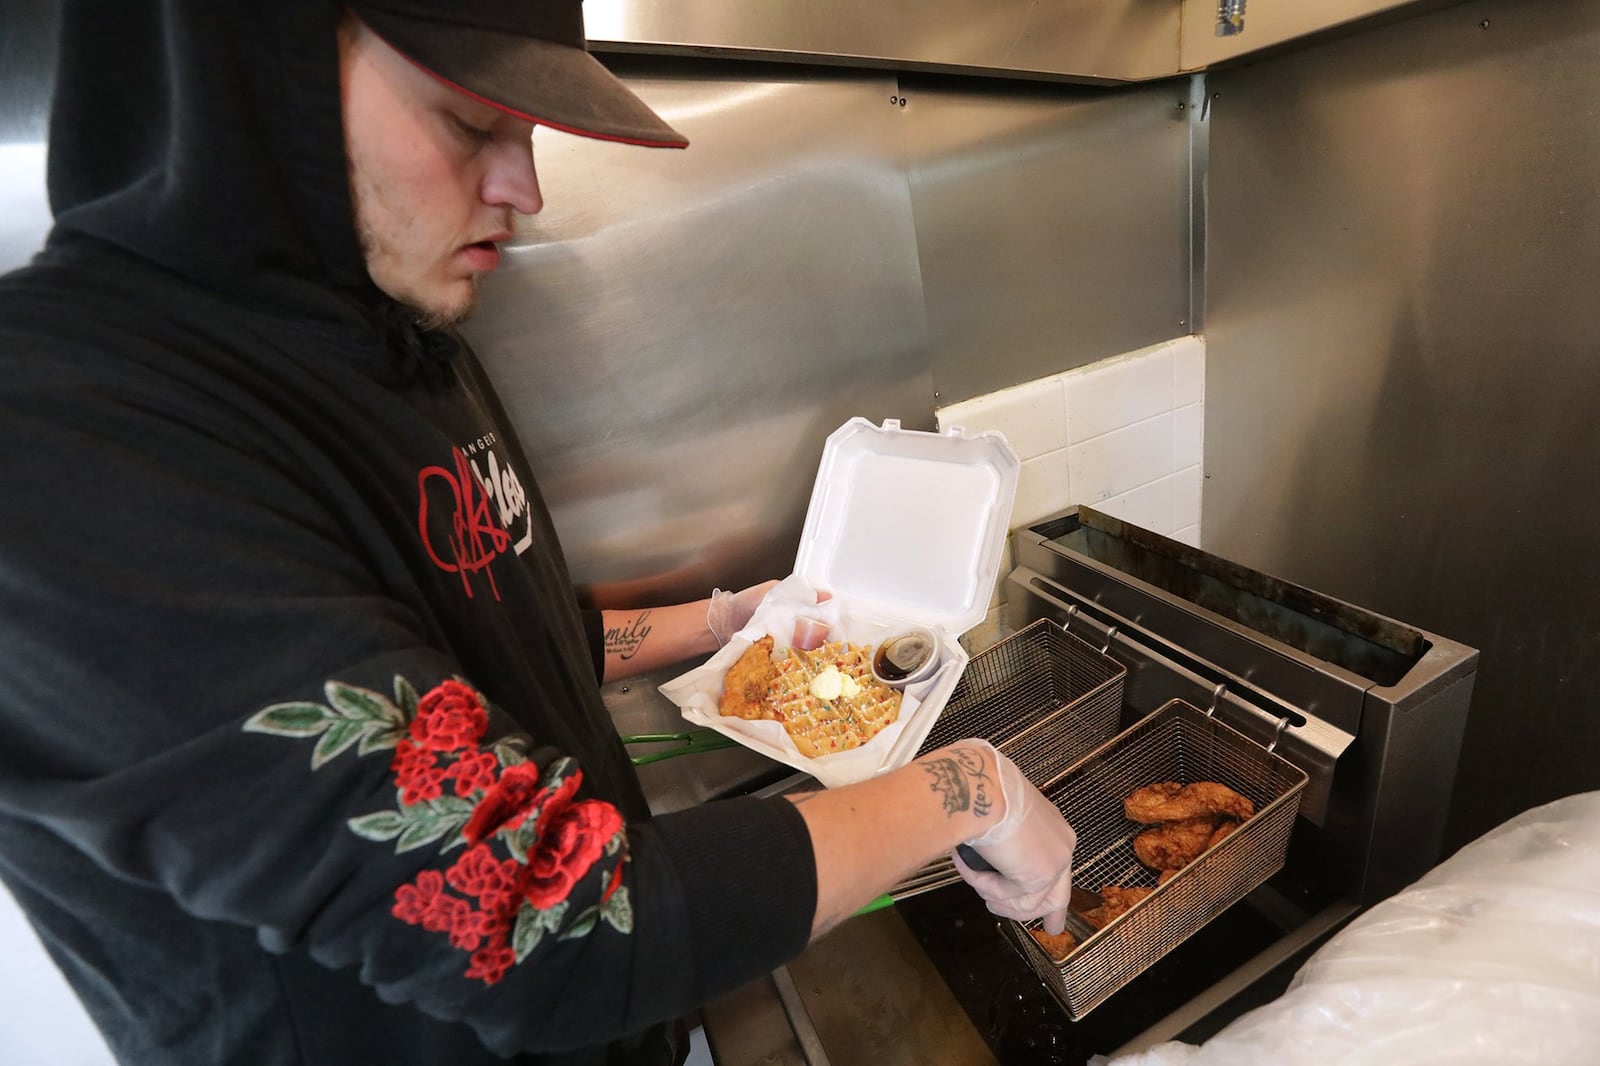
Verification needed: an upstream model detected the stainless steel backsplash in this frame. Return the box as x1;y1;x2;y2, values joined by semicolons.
464;66;1190;607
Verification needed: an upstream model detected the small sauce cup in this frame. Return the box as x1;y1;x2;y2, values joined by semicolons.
871;627;941;688
792;616;831;651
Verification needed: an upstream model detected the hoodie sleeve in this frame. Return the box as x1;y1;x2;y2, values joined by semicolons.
0;329;818;1056
581;608;606;681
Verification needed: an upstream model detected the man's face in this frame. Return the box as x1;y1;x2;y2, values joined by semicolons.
338;20;542;328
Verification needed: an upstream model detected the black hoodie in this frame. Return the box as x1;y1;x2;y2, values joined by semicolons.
0;3;815;1064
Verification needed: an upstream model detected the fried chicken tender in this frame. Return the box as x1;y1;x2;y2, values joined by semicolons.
1081;885;1153;930
718;636;777;720
1029;926;1078;961
1133;816;1224;870
1207;819;1240;849
1123;781;1255;824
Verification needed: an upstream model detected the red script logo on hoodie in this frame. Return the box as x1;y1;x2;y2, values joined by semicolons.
417;442;533;600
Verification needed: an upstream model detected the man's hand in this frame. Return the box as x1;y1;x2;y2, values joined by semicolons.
951;741;1077;935
706;580;779;646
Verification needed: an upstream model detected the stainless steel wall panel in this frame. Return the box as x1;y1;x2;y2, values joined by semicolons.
1204;0;1600;849
587;0;1181;84
464;73;933;607
0;0;58;274
903;78;1193;405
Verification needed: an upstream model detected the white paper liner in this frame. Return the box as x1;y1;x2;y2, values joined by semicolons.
658;575;969;788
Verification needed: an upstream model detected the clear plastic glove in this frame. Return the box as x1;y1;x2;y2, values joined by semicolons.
951;740;1077;935
706;580;780;647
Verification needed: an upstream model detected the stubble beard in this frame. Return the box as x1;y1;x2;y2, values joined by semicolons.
355;219;481;331
410;276;481;332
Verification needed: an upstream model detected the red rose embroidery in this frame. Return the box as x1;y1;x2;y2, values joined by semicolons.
392;870;446;924
445;750;499;797
466;941;516;985
410;680;489;752
422;892;472;936
522;799;625;910
391;740;447;805
463;761;546;845
447;844;519;900
254;671;642;989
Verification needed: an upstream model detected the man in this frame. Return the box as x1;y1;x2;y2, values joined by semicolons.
0;4;1078;1064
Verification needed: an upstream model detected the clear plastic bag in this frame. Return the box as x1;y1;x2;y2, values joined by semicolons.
1100;790;1600;1066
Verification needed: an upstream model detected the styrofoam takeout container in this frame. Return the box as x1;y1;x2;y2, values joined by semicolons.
659;417;1019;787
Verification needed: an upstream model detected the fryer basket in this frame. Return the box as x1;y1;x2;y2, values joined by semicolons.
1000;698;1308;1019
890;618;1125;900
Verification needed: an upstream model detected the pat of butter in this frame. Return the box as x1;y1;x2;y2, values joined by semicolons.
840;674;861;699
809;666;844;701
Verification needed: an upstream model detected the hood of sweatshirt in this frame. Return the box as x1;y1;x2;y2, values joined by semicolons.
49;2;363;312
41;1;458;381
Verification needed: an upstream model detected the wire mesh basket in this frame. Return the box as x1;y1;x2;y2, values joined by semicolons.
999;697;1308;1020
890;618;1126;900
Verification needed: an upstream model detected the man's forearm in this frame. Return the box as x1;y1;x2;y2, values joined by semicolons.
600;601;718;682
786;743;1004;939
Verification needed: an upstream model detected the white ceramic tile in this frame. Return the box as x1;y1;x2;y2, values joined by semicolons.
1120;476;1176;533
1097;478;1175;534
1172;523;1201;548
1174;335;1205;407
1067;414;1173;504
1174;464;1203;529
1064;346;1175;445
1175;402;1204;469
1012;448;1072;529
937;377;1067;461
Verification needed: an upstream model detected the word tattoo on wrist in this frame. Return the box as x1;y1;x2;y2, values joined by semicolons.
922;745;996;821
604;610;653;662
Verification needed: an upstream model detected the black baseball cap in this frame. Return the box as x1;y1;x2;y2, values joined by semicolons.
347;1;688;148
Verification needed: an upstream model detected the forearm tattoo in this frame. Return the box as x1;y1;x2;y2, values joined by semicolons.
604;610;653;662
921;745;996;822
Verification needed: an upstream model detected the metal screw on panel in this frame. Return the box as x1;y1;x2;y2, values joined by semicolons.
1177;101;1186;111
619;685;630;694
1479;19;1491;29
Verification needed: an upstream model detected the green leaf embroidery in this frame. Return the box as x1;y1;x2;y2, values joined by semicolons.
356;723;408;757
394;675;420;718
601;885;633;934
505;817;538;866
396;816;457;853
388;796;475;854
560;908;599;941
242;701;333;738
512;899;568;962
246;684;408;769
347;809;406;842
511;907;547;959
325;680;405;726
313;719;367;769
492;736;528;767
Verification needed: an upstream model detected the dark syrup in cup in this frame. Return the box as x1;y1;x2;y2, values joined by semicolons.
873;631;934;683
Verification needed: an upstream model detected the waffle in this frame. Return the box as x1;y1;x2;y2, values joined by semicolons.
767;640;903;758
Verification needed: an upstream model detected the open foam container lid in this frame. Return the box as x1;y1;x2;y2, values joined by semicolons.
793;417;1019;636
